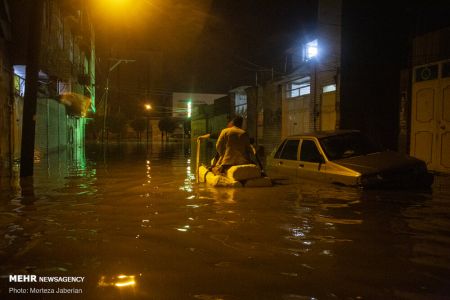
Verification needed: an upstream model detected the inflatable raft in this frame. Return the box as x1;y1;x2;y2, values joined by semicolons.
198;164;272;187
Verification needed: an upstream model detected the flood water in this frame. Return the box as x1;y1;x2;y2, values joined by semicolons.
1;142;450;299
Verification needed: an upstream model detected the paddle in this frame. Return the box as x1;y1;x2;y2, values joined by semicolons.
196;138;201;183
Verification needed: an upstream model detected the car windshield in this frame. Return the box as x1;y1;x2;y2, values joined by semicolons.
319;132;382;161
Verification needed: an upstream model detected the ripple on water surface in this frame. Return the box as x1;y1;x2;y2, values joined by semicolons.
0;143;449;299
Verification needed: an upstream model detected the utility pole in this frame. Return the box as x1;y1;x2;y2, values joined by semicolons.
101;58;135;144
20;0;44;177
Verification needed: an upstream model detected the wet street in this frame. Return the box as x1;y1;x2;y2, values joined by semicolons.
1;142;450;299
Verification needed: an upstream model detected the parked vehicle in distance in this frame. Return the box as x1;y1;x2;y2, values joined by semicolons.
266;130;434;188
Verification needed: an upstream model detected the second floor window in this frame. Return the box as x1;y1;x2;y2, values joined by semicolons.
286;77;310;99
235;92;247;115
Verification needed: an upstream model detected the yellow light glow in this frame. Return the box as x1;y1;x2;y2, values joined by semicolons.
145;104;152;110
115;280;136;287
98;274;137;288
100;0;130;11
92;0;144;25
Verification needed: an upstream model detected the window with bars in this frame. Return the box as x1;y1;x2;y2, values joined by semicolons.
286;77;311;99
235;92;247;115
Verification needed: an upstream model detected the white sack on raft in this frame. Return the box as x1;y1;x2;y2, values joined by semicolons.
198;165;272;187
198;166;242;187
226;164;261;181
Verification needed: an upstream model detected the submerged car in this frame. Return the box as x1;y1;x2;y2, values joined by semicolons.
266;130;433;188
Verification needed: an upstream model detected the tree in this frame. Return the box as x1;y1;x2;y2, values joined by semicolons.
130;118;147;142
158;117;177;141
86;114;105;141
107;113;128;143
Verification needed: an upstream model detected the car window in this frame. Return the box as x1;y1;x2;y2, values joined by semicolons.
319;132;382;161
279;139;300;160
300;140;323;163
274;140;287;159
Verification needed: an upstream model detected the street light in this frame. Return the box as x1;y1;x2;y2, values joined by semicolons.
306;39;318;60
145;103;152;145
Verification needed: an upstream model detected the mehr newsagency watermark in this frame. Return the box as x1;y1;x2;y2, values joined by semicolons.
8;275;84;294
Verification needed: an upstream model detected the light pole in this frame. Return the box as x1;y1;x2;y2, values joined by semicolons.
145;104;152;145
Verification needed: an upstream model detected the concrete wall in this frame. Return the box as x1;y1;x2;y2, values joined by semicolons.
262;82;282;155
246;86;258;140
412;27;450;67
340;2;405;150
35;98;69;158
316;0;341;130
1;0;94;177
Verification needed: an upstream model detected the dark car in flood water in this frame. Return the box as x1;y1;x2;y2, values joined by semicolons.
266;130;434;188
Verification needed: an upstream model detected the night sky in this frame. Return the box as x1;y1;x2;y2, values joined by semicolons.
92;0;450;110
93;0;317;93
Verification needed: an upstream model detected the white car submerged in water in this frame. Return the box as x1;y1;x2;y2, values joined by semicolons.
266;130;434;188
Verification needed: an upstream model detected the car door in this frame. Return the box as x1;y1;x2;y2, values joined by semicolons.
272;138;300;177
298;139;326;181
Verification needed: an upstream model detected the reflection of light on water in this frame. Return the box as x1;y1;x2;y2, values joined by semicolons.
285;219;313;246
208;188;237;204
291;228;305;237
186;204;200;208
145;160;152;185
98;274;137;288
141;219;151;228
115;275;136;287
180;158;195;192
176;225;190;232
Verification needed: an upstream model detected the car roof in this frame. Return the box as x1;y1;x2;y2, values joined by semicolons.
287;130;361;139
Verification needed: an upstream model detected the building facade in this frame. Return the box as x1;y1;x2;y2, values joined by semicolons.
401;27;450;173
0;0;12;177
0;0;96;177
172;92;226;118
234;0;341;156
278;0;341;141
